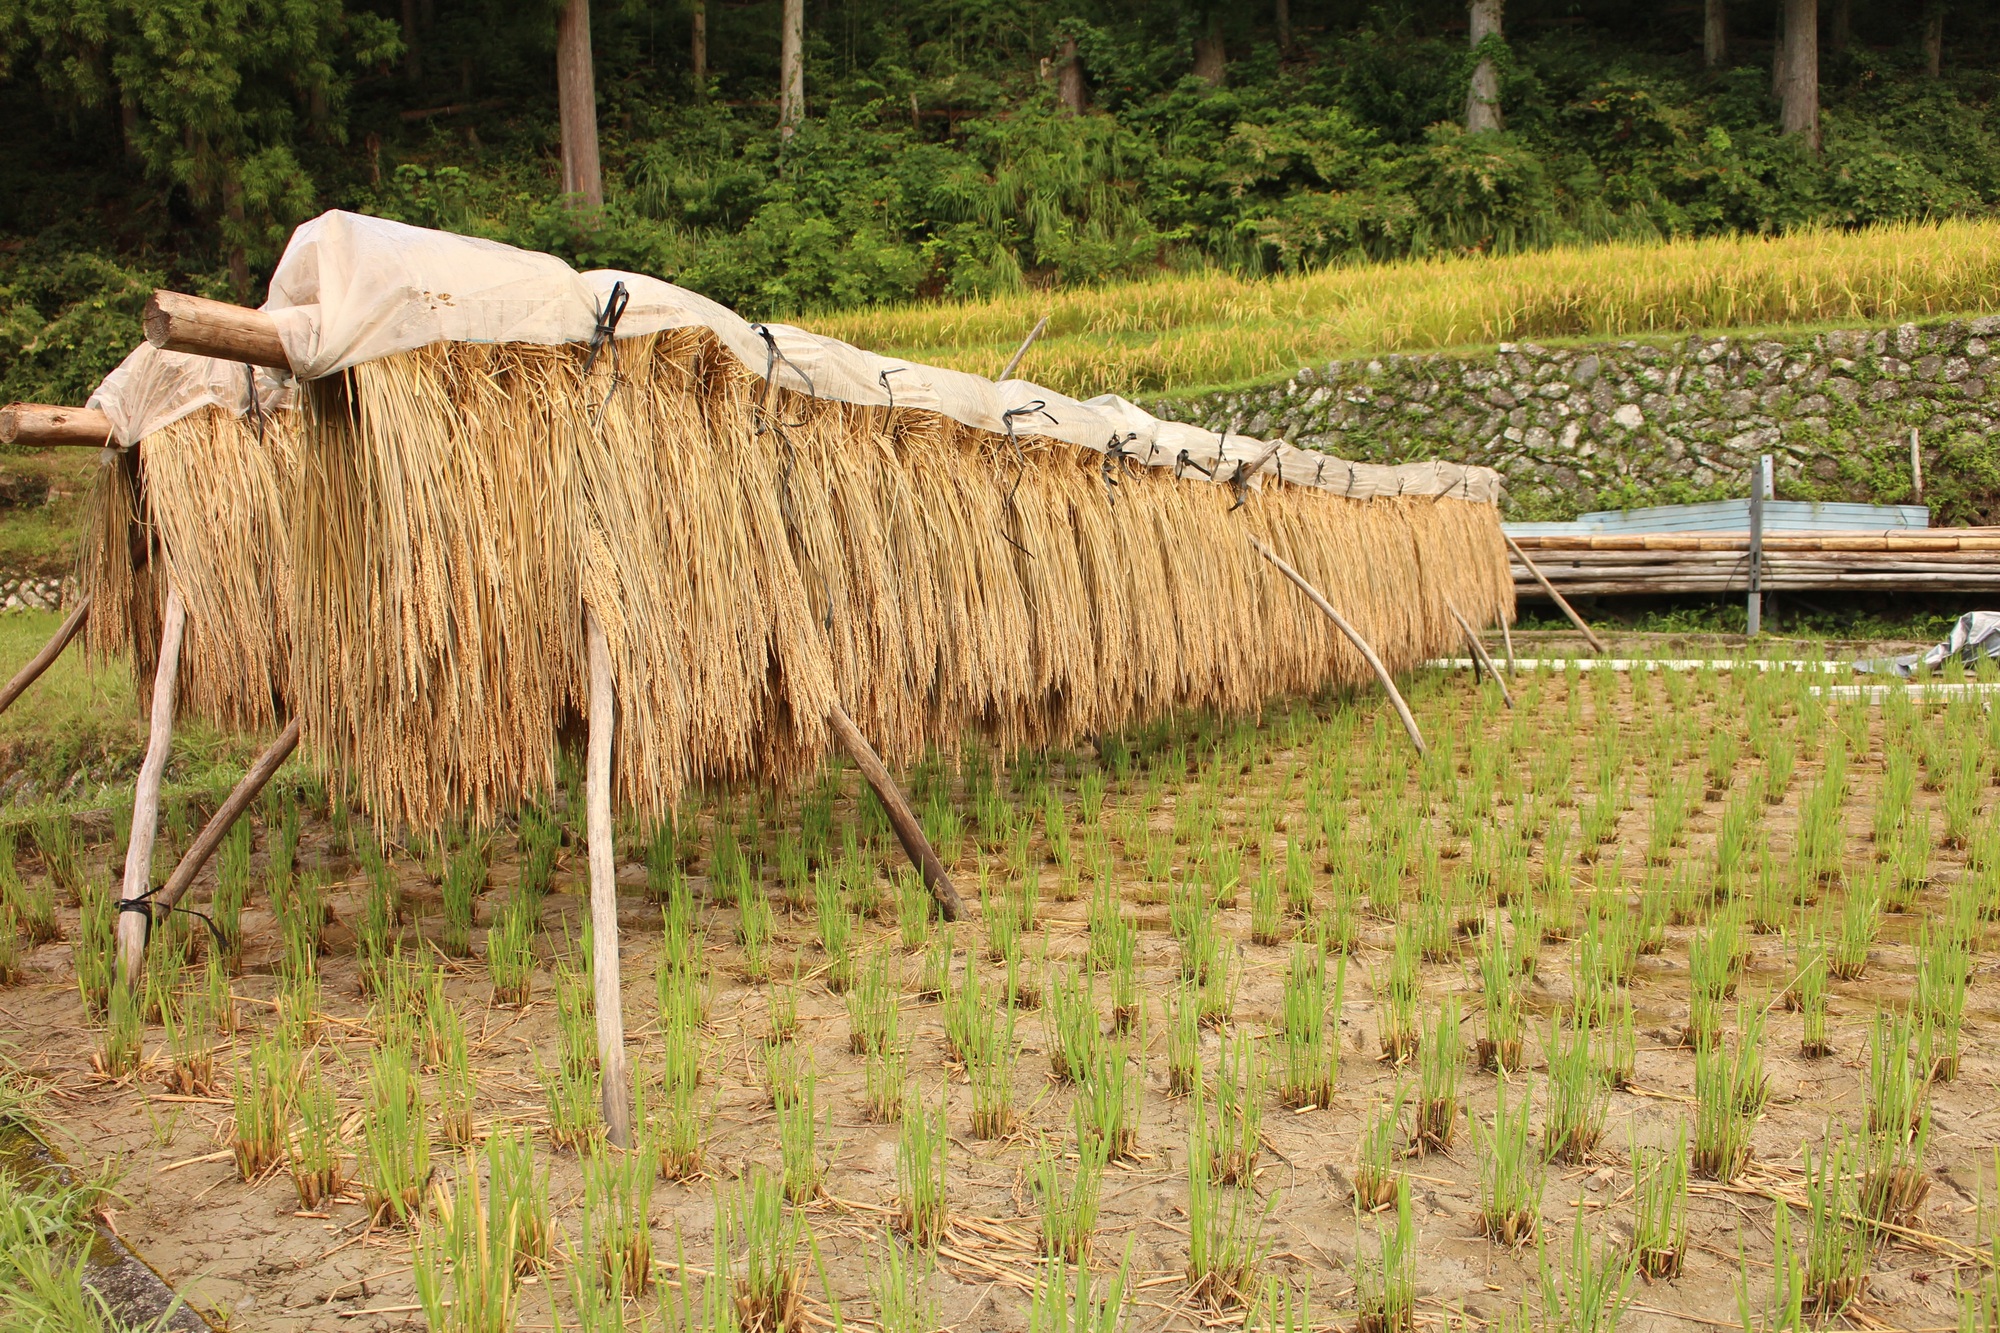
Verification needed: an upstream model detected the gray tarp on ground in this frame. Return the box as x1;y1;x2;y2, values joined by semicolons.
1856;611;2000;677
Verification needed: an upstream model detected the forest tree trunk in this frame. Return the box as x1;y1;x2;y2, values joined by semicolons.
1704;0;1728;68
691;0;707;96
556;0;603;206
1056;37;1086;113
1193;15;1227;86
1276;0;1293;53
1466;0;1505;132
779;0;805;138
1770;0;1785;99
1778;0;1819;150
1829;0;1850;55
402;0;422;83
1923;2;1945;77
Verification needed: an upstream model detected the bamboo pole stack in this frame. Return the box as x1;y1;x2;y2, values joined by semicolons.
1508;529;2000;597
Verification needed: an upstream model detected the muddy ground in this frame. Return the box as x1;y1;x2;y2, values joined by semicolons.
0;636;1992;1333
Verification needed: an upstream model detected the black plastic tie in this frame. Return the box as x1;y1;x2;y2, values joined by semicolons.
582;281;631;422
1101;432;1136;507
1174;449;1215;481
119;883;227;953
581;281;629;377
999;401;1057;557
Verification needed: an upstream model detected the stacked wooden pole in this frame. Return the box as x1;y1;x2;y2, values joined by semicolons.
1509;529;2000;597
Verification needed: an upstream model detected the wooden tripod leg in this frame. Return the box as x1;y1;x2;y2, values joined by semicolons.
1504;531;1608;655
827;703;965;922
0;596;90;717
1247;533;1426;757
1447;601;1514;709
585;607;634;1151
117;588;186;992
154;718;301;915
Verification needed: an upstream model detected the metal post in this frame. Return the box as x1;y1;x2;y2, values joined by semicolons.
1746;454;1769;638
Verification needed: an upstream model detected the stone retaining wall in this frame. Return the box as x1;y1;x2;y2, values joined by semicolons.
1;573;72;613
1154;316;2000;524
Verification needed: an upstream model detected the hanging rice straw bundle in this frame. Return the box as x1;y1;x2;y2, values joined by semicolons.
71;214;1511;833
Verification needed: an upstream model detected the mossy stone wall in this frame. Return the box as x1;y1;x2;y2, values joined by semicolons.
1154;317;2000;524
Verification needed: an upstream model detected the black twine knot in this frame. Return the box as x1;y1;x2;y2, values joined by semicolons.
582;281;631;424
750;323;819;532
999;401;1057;558
119;884;228;953
1227;459;1255;512
1174;449;1215;481
750;324;818;433
1100;432;1137;507
877;367;906;445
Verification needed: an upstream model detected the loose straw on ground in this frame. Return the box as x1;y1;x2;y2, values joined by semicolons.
1245;532;1426;756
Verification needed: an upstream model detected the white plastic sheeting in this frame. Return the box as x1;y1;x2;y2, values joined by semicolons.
87;210;1503;504
1857;611;2000;678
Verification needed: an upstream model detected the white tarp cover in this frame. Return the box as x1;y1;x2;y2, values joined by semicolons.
88;210;1503;504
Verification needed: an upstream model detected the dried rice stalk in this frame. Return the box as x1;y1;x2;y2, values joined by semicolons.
82;333;1513;830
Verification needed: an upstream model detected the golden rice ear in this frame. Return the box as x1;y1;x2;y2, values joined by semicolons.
144;407;296;732
105;331;1509;832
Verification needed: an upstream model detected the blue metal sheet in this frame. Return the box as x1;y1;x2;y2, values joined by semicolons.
1506;499;1929;538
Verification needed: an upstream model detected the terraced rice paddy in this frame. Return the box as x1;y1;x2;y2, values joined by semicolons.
3;638;2000;1332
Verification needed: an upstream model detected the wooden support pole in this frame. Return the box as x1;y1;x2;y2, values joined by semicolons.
827;702;966;922
998;316;1049;382
0;404;116;448
1246;532;1426;757
1499;614;1516;674
142;291;292;370
1503;530;1608;654
0;596;90;717
1446;601;1513;709
152;718;301;916
117;587;185;992
585;607;633;1151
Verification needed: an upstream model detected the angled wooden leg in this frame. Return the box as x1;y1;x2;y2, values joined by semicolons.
0;596;90;716
1447;600;1514;709
1247;533;1426;757
155;718;301;915
1504;531;1607;655
827;703;965;922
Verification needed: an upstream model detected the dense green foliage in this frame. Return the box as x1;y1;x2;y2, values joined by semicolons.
0;0;1994;403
